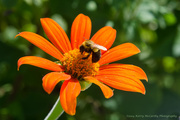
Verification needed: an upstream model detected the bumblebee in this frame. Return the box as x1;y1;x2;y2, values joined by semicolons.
79;40;107;63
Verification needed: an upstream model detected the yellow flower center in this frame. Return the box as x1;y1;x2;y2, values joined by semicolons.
61;49;99;80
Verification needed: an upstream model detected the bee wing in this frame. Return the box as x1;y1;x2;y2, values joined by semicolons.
93;44;107;51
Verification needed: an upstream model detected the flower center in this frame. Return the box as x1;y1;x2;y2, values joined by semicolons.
61;49;99;80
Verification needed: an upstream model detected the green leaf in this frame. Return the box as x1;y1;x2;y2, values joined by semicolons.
79;80;92;91
44;97;64;120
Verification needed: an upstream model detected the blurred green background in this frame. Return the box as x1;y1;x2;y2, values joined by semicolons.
1;0;180;120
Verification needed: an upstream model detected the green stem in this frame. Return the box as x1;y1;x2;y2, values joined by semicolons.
44;96;64;120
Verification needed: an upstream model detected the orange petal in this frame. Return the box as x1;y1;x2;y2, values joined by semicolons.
40;18;72;53
85;76;113;98
60;78;81;115
71;14;91;49
99;43;140;65
15;32;63;60
42;72;71;94
96;69;146;94
91;26;116;54
100;64;148;81
18;56;64;71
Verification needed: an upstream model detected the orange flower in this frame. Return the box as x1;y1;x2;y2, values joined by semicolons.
16;14;148;115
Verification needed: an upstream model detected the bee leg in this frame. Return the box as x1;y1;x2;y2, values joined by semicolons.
80;45;85;54
82;52;91;59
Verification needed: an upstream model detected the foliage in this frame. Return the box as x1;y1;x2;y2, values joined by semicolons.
0;0;180;119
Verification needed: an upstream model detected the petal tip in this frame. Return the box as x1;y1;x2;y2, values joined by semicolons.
142;90;146;95
145;74;148;82
15;32;21;38
126;43;141;55
140;87;146;95
111;27;117;31
45;90;52;94
144;77;148;82
40;18;49;22
17;59;22;71
78;13;85;17
69;111;76;116
40;18;47;25
42;82;52;94
105;92;114;99
131;43;141;54
137;48;141;53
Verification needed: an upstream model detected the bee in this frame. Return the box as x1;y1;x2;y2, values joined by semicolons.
79;40;107;63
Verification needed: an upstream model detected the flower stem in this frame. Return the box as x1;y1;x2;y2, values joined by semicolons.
44;96;64;120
